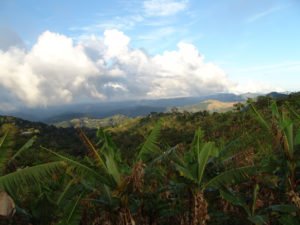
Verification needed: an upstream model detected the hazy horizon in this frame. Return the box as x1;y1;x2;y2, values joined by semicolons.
0;0;299;111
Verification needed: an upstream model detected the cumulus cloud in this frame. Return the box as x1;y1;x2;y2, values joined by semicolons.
149;42;233;97
0;29;236;108
143;0;188;16
0;31;100;107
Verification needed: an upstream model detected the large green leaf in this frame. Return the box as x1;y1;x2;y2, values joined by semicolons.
196;142;215;185
249;103;271;132
0;131;12;173
295;129;300;146
204;166;258;189
8;135;36;163
174;162;197;183
42;147;104;180
104;150;121;185
78;128;106;170
271;100;280;121
0;161;64;193
97;130;122;185
56;179;76;205
279;215;300;225
43;147;117;189
248;215;268;225
58;193;83;225
149;146;177;167
279;110;294;158
269;204;298;213
219;188;250;215
285;102;300;120
0;131;8;149
251;184;259;215
137;121;161;162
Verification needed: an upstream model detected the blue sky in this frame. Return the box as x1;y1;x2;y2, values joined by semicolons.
0;0;299;108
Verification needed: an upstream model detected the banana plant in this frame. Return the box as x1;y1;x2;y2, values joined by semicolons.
250;101;300;190
220;183;300;225
43;121;164;225
0;125;65;223
172;128;258;225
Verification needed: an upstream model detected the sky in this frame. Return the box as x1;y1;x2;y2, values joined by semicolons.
0;0;299;109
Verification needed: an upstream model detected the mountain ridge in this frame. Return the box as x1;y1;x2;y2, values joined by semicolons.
0;92;287;123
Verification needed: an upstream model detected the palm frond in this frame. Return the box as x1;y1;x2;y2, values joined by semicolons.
196;142;216;185
283;120;294;159
103;150;121;185
97;129;118;154
97;129;122;185
173;162;197;183
0;161;65;193
58;193;83;225
56;179;75;205
247;215;268;225
278;215;300;225
0;131;13;173
77;128;106;170
285;102;300;121
42;147;116;188
271;100;281;121
0;131;8;149
191;128;204;151
41;147;103;180
137;121;161;162
295;129;300;146
219;188;249;214
249;103;271;132
8;136;36;163
148;146;177;167
204;166;258;189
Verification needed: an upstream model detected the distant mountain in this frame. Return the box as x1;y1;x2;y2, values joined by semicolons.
266;92;288;99
168;99;239;113
0;93;246;123
239;92;262;100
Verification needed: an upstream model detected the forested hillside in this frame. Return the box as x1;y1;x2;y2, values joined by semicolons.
0;92;299;225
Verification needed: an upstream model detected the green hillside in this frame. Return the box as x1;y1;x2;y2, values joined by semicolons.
170;99;240;113
54;114;131;128
0;92;299;225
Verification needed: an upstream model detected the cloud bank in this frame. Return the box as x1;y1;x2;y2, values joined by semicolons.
0;29;235;108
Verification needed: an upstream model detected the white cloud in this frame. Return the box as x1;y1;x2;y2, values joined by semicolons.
231;80;285;94
149;42;233;97
103;29;130;58
0;48;42;106
0;31;100;107
143;0;188;16
0;29;251;108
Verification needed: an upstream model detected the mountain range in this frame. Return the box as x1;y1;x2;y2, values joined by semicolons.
0;92;286;124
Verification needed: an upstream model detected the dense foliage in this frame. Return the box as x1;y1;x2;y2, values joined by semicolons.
0;93;299;225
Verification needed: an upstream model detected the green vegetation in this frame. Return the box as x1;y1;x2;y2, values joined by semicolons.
167;99;239;113
54;114;131;129
0;93;299;224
